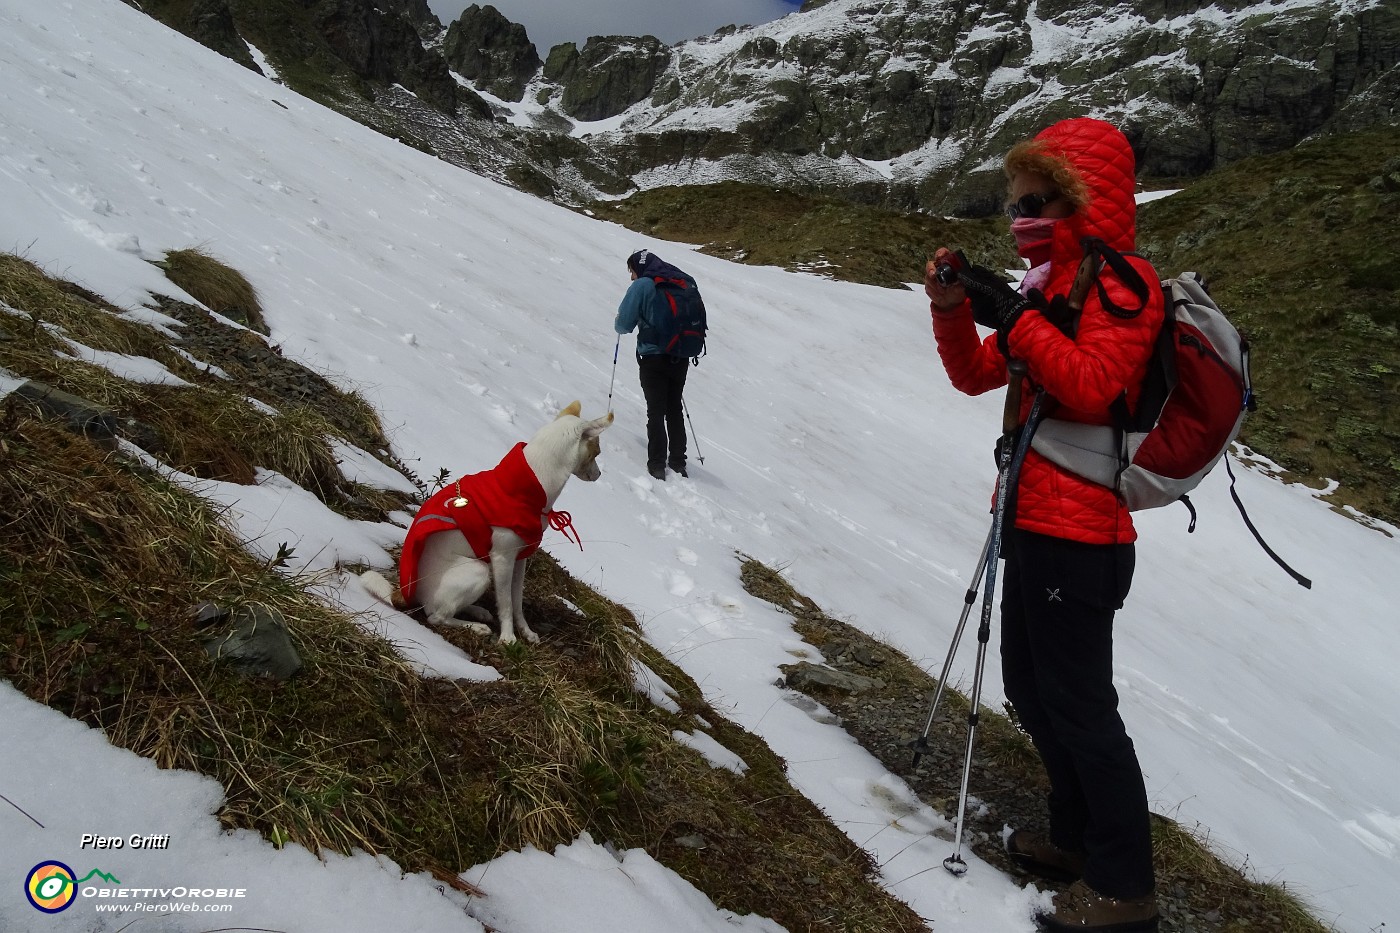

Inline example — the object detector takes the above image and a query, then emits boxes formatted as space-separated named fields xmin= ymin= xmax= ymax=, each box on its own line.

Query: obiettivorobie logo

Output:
xmin=24 ymin=861 xmax=121 ymax=913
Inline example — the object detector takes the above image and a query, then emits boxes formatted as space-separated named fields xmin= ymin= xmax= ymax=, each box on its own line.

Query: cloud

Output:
xmin=427 ymin=0 xmax=802 ymax=57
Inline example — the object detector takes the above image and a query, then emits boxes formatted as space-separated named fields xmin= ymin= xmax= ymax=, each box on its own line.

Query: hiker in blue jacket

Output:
xmin=615 ymin=249 xmax=696 ymax=481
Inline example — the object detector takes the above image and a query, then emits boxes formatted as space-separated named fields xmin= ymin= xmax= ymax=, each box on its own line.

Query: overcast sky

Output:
xmin=427 ymin=0 xmax=803 ymax=57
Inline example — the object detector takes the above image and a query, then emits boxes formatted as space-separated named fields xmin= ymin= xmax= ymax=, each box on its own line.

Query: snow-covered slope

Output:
xmin=1 ymin=1 xmax=1397 ymax=931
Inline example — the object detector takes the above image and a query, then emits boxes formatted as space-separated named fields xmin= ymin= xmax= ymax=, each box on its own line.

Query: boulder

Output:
xmin=204 ymin=605 xmax=303 ymax=681
xmin=780 ymin=661 xmax=885 ymax=695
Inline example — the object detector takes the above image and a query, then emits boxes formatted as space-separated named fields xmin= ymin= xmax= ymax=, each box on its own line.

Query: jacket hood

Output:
xmin=1033 ymin=117 xmax=1138 ymax=253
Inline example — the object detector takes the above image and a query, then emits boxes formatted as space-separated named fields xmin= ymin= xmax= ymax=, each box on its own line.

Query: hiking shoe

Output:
xmin=648 ymin=465 xmax=666 ymax=481
xmin=670 ymin=463 xmax=688 ymax=477
xmin=1035 ymin=880 xmax=1159 ymax=932
xmin=1007 ymin=830 xmax=1085 ymax=882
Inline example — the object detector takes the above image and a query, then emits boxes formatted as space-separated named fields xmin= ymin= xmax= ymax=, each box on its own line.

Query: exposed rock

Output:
xmin=780 ymin=661 xmax=885 ymax=694
xmin=129 ymin=0 xmax=1398 ymax=213
xmin=311 ymin=0 xmax=459 ymax=114
xmin=442 ymin=4 xmax=541 ymax=103
xmin=130 ymin=0 xmax=259 ymax=71
xmin=191 ymin=602 xmax=233 ymax=629
xmin=141 ymin=0 xmax=458 ymax=110
xmin=204 ymin=605 xmax=303 ymax=681
xmin=565 ymin=0 xmax=1397 ymax=213
xmin=182 ymin=0 xmax=260 ymax=72
xmin=398 ymin=0 xmax=442 ymax=40
xmin=555 ymin=35 xmax=672 ymax=122
xmin=3 ymin=379 xmax=158 ymax=451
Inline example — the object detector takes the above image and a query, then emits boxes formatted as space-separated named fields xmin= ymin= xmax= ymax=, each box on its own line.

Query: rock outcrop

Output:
xmin=442 ymin=4 xmax=541 ymax=103
xmin=131 ymin=0 xmax=1399 ymax=213
xmin=545 ymin=36 xmax=673 ymax=122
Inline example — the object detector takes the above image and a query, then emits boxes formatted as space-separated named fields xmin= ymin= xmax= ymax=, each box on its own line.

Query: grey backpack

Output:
xmin=1029 ymin=239 xmax=1309 ymax=587
xmin=1032 ymin=271 xmax=1252 ymax=511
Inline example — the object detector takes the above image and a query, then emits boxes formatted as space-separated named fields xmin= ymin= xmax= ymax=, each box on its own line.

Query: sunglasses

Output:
xmin=1006 ymin=191 xmax=1062 ymax=220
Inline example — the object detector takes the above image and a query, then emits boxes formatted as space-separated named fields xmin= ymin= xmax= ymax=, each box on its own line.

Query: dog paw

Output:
xmin=519 ymin=627 xmax=540 ymax=645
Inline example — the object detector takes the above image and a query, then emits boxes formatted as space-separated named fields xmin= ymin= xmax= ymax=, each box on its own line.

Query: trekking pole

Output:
xmin=907 ymin=520 xmax=996 ymax=769
xmin=944 ymin=359 xmax=1045 ymax=877
xmin=682 ymin=399 xmax=705 ymax=465
xmin=606 ymin=336 xmax=620 ymax=415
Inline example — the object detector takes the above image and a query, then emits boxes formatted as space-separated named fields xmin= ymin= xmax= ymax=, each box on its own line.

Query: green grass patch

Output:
xmin=1138 ymin=126 xmax=1400 ymax=526
xmin=591 ymin=181 xmax=1022 ymax=289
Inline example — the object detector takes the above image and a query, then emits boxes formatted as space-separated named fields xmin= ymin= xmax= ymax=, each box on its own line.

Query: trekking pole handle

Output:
xmin=1002 ymin=359 xmax=1029 ymax=436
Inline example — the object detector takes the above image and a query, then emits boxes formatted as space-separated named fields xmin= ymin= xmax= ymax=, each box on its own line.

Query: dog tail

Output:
xmin=359 ymin=570 xmax=405 ymax=609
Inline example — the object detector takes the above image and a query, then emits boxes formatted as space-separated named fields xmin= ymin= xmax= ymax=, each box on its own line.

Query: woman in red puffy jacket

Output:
xmin=924 ymin=117 xmax=1164 ymax=932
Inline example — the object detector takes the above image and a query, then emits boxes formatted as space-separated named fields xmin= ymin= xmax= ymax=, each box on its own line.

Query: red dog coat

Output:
xmin=398 ymin=442 xmax=579 ymax=605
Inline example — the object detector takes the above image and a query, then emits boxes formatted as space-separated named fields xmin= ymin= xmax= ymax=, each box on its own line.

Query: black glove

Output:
xmin=958 ymin=264 xmax=1031 ymax=334
xmin=1039 ymin=291 xmax=1078 ymax=337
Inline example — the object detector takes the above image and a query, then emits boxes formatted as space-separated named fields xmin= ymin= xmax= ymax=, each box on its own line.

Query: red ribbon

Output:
xmin=547 ymin=510 xmax=583 ymax=551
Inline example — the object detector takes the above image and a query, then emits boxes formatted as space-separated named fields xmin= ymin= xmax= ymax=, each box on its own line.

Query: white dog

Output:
xmin=362 ymin=401 xmax=612 ymax=643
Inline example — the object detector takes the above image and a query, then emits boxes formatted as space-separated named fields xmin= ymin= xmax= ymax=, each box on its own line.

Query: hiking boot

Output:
xmin=1035 ymin=880 xmax=1159 ymax=932
xmin=669 ymin=462 xmax=688 ymax=478
xmin=1007 ymin=830 xmax=1085 ymax=882
xmin=648 ymin=465 xmax=666 ymax=481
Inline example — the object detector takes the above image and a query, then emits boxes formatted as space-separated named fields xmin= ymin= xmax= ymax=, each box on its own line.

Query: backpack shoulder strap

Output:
xmin=1078 ymin=237 xmax=1151 ymax=319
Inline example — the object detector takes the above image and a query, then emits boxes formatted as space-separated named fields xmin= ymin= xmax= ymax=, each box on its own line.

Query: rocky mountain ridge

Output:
xmin=131 ymin=0 xmax=1398 ymax=212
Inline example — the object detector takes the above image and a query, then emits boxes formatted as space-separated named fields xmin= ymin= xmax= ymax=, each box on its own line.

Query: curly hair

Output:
xmin=1003 ymin=139 xmax=1091 ymax=211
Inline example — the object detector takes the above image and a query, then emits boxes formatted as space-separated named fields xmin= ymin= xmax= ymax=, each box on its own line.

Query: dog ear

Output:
xmin=556 ymin=400 xmax=582 ymax=419
xmin=581 ymin=411 xmax=614 ymax=438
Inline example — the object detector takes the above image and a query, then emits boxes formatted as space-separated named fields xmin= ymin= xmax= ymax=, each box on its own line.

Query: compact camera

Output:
xmin=933 ymin=249 xmax=967 ymax=286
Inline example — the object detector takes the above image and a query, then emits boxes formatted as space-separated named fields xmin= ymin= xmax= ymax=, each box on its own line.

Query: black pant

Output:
xmin=1000 ymin=528 xmax=1154 ymax=900
xmin=638 ymin=354 xmax=689 ymax=471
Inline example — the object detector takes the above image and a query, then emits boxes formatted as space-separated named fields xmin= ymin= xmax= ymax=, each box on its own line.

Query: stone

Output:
xmin=191 ymin=602 xmax=232 ymax=629
xmin=204 ymin=606 xmax=303 ymax=681
xmin=780 ymin=661 xmax=885 ymax=694
xmin=9 ymin=380 xmax=122 ymax=449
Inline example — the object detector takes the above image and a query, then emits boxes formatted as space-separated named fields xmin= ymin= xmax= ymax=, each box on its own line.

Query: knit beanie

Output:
xmin=626 ymin=249 xmax=651 ymax=276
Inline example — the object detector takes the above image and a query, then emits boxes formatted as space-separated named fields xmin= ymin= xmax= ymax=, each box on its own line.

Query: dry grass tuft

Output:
xmin=157 ymin=246 xmax=266 ymax=334
xmin=1 ymin=254 xmax=389 ymax=515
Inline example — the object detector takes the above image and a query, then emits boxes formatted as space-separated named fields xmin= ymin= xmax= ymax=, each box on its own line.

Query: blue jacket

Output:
xmin=614 ymin=276 xmax=662 ymax=355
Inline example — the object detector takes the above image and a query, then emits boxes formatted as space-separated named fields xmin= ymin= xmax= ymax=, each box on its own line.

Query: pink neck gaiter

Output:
xmin=1011 ymin=216 xmax=1058 ymax=266
xmin=1012 ymin=216 xmax=1059 ymax=296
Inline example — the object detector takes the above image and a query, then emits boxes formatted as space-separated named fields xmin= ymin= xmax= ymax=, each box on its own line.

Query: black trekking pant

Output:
xmin=1000 ymin=527 xmax=1154 ymax=900
xmin=638 ymin=354 xmax=689 ymax=471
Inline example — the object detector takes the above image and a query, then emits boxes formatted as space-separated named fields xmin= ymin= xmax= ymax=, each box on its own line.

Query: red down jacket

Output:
xmin=932 ymin=118 xmax=1165 ymax=545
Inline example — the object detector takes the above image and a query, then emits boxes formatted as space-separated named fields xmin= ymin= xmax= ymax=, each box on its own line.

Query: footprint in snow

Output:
xmin=667 ymin=570 xmax=694 ymax=598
